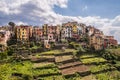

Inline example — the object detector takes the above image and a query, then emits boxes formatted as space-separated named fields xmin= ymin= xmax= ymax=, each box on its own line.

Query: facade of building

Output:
xmin=16 ymin=25 xmax=32 ymax=41
xmin=32 ymin=27 xmax=43 ymax=41
xmin=43 ymin=24 xmax=48 ymax=36
xmin=62 ymin=22 xmax=78 ymax=38
xmin=89 ymin=28 xmax=104 ymax=50
xmin=0 ymin=30 xmax=11 ymax=46
xmin=62 ymin=23 xmax=72 ymax=38
xmin=0 ymin=21 xmax=118 ymax=51
xmin=104 ymin=36 xmax=118 ymax=48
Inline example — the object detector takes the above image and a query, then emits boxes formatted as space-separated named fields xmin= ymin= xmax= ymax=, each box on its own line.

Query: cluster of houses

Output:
xmin=0 ymin=21 xmax=118 ymax=51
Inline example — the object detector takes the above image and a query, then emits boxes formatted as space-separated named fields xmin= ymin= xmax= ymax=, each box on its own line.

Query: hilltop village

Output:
xmin=0 ymin=21 xmax=118 ymax=52
xmin=0 ymin=22 xmax=120 ymax=80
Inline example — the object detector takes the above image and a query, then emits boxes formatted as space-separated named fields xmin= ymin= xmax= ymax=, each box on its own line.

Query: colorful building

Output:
xmin=32 ymin=26 xmax=43 ymax=41
xmin=0 ymin=30 xmax=11 ymax=46
xmin=104 ymin=36 xmax=118 ymax=48
xmin=89 ymin=28 xmax=104 ymax=50
xmin=16 ymin=25 xmax=32 ymax=41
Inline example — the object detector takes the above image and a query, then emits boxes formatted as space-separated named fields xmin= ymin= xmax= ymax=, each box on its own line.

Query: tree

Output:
xmin=8 ymin=22 xmax=15 ymax=31
xmin=8 ymin=22 xmax=15 ymax=27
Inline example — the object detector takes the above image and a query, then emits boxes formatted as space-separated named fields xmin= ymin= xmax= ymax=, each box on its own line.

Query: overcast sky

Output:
xmin=0 ymin=0 xmax=120 ymax=43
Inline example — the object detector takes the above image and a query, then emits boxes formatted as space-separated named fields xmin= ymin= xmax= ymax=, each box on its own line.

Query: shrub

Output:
xmin=100 ymin=50 xmax=118 ymax=60
xmin=0 ymin=51 xmax=8 ymax=60
xmin=7 ymin=47 xmax=14 ymax=56
xmin=30 ymin=42 xmax=35 ymax=48
xmin=22 ymin=74 xmax=33 ymax=80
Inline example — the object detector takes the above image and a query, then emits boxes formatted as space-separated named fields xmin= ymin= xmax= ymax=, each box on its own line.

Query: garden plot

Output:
xmin=94 ymin=70 xmax=120 ymax=80
xmin=38 ymin=75 xmax=65 ymax=80
xmin=81 ymin=57 xmax=107 ymax=65
xmin=40 ymin=49 xmax=77 ymax=55
xmin=80 ymin=75 xmax=96 ymax=80
xmin=31 ymin=56 xmax=55 ymax=63
xmin=55 ymin=55 xmax=74 ymax=63
xmin=80 ymin=54 xmax=120 ymax=80
xmin=0 ymin=61 xmax=33 ymax=80
xmin=80 ymin=54 xmax=107 ymax=65
xmin=33 ymin=68 xmax=60 ymax=76
xmin=58 ymin=61 xmax=82 ymax=69
xmin=30 ymin=54 xmax=55 ymax=59
xmin=33 ymin=63 xmax=61 ymax=79
xmin=90 ymin=64 xmax=117 ymax=74
xmin=80 ymin=54 xmax=99 ymax=59
xmin=61 ymin=65 xmax=90 ymax=76
xmin=33 ymin=62 xmax=55 ymax=68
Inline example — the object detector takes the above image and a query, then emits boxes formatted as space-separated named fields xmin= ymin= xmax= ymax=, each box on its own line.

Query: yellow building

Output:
xmin=89 ymin=34 xmax=104 ymax=50
xmin=43 ymin=24 xmax=48 ymax=36
xmin=72 ymin=24 xmax=77 ymax=33
xmin=16 ymin=25 xmax=32 ymax=41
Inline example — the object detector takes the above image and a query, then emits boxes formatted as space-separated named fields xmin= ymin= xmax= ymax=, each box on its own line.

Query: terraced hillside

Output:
xmin=0 ymin=49 xmax=120 ymax=80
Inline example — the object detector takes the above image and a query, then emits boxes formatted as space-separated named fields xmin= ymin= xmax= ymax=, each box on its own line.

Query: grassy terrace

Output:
xmin=90 ymin=64 xmax=116 ymax=73
xmin=33 ymin=64 xmax=60 ymax=76
xmin=0 ymin=61 xmax=33 ymax=80
xmin=55 ymin=55 xmax=73 ymax=63
xmin=33 ymin=62 xmax=54 ymax=68
xmin=81 ymin=57 xmax=107 ymax=64
xmin=40 ymin=49 xmax=78 ymax=55
xmin=79 ymin=54 xmax=120 ymax=80
xmin=38 ymin=75 xmax=65 ymax=80
xmin=107 ymin=48 xmax=120 ymax=57
xmin=0 ymin=61 xmax=63 ymax=80
xmin=80 ymin=54 xmax=107 ymax=65
xmin=0 ymin=48 xmax=120 ymax=80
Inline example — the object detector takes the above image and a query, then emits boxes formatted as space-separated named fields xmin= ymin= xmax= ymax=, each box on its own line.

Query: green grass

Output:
xmin=0 ymin=51 xmax=120 ymax=80
xmin=40 ymin=49 xmax=77 ymax=55
xmin=95 ymin=70 xmax=120 ymax=80
xmin=32 ymin=62 xmax=54 ymax=68
xmin=0 ymin=61 xmax=33 ymax=80
xmin=38 ymin=75 xmax=65 ymax=80
xmin=34 ymin=63 xmax=56 ymax=68
xmin=80 ymin=53 xmax=120 ymax=80
xmin=90 ymin=64 xmax=116 ymax=73
xmin=33 ymin=68 xmax=60 ymax=76
xmin=107 ymin=48 xmax=120 ymax=56
xmin=95 ymin=72 xmax=112 ymax=80
xmin=81 ymin=57 xmax=107 ymax=64
xmin=0 ymin=64 xmax=12 ymax=80
xmin=80 ymin=54 xmax=98 ymax=59
xmin=12 ymin=61 xmax=33 ymax=75
xmin=114 ymin=60 xmax=120 ymax=67
xmin=33 ymin=63 xmax=60 ymax=78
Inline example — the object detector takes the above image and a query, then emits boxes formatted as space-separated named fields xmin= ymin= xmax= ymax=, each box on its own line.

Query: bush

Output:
xmin=0 ymin=51 xmax=8 ymax=60
xmin=100 ymin=50 xmax=118 ymax=60
xmin=30 ymin=42 xmax=35 ymax=48
xmin=22 ymin=74 xmax=33 ymax=80
xmin=7 ymin=47 xmax=14 ymax=56
xmin=69 ymin=42 xmax=75 ymax=48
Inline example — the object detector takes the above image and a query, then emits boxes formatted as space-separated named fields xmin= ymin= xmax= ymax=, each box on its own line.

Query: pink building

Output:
xmin=104 ymin=36 xmax=118 ymax=48
xmin=32 ymin=27 xmax=43 ymax=41
xmin=0 ymin=30 xmax=11 ymax=46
